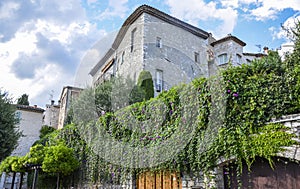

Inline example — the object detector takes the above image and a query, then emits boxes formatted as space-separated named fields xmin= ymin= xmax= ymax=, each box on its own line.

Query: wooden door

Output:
xmin=137 ymin=171 xmax=181 ymax=189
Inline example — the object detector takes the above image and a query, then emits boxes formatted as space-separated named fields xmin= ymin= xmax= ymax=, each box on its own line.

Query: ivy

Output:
xmin=60 ymin=49 xmax=300 ymax=187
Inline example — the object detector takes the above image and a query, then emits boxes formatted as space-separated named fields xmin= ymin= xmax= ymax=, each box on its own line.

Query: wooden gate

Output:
xmin=137 ymin=171 xmax=182 ymax=189
xmin=224 ymin=157 xmax=300 ymax=189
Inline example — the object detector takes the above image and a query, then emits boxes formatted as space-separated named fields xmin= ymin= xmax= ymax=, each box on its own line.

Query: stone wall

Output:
xmin=92 ymin=14 xmax=145 ymax=85
xmin=91 ymin=12 xmax=210 ymax=96
xmin=212 ymin=39 xmax=244 ymax=66
xmin=11 ymin=109 xmax=44 ymax=156
xmin=143 ymin=13 xmax=208 ymax=95
xmin=43 ymin=102 xmax=60 ymax=129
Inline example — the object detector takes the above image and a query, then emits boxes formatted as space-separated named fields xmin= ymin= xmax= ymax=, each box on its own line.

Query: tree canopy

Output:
xmin=137 ymin=70 xmax=154 ymax=101
xmin=0 ymin=91 xmax=21 ymax=161
xmin=17 ymin=94 xmax=29 ymax=105
xmin=42 ymin=144 xmax=79 ymax=175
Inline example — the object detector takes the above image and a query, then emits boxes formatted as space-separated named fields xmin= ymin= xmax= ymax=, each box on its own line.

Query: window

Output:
xmin=131 ymin=28 xmax=136 ymax=52
xmin=218 ymin=53 xmax=228 ymax=65
xmin=191 ymin=65 xmax=195 ymax=75
xmin=236 ymin=54 xmax=242 ymax=64
xmin=15 ymin=111 xmax=22 ymax=120
xmin=156 ymin=70 xmax=163 ymax=92
xmin=194 ymin=52 xmax=200 ymax=63
xmin=156 ymin=37 xmax=162 ymax=48
xmin=121 ymin=51 xmax=125 ymax=64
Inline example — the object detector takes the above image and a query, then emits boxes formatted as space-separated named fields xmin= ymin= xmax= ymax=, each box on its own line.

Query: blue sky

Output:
xmin=0 ymin=0 xmax=299 ymax=107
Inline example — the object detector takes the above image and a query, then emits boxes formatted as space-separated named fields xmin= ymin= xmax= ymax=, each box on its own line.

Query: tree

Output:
xmin=283 ymin=20 xmax=300 ymax=112
xmin=95 ymin=79 xmax=113 ymax=114
xmin=137 ymin=70 xmax=154 ymax=101
xmin=0 ymin=91 xmax=21 ymax=161
xmin=129 ymin=85 xmax=145 ymax=104
xmin=17 ymin=94 xmax=29 ymax=105
xmin=42 ymin=144 xmax=79 ymax=189
xmin=0 ymin=156 xmax=27 ymax=189
xmin=39 ymin=125 xmax=56 ymax=139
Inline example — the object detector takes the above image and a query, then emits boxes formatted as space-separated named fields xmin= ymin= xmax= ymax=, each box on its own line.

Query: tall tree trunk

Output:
xmin=10 ymin=172 xmax=16 ymax=189
xmin=56 ymin=172 xmax=60 ymax=189
xmin=19 ymin=172 xmax=24 ymax=189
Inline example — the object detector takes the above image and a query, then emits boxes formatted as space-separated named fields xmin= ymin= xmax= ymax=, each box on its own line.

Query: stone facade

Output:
xmin=1 ymin=105 xmax=44 ymax=189
xmin=143 ymin=13 xmax=208 ymax=93
xmin=208 ymin=34 xmax=266 ymax=76
xmin=57 ymin=86 xmax=82 ymax=129
xmin=90 ymin=5 xmax=264 ymax=96
xmin=43 ymin=100 xmax=60 ymax=129
xmin=90 ymin=5 xmax=210 ymax=96
xmin=11 ymin=105 xmax=44 ymax=157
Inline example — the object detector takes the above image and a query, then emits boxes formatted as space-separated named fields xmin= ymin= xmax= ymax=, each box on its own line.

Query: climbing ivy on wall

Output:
xmin=57 ymin=49 xmax=300 ymax=187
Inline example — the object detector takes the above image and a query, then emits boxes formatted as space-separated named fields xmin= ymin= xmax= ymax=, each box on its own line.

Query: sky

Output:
xmin=0 ymin=0 xmax=299 ymax=108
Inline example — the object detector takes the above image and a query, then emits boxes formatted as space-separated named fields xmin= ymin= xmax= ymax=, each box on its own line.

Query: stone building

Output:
xmin=11 ymin=104 xmax=44 ymax=156
xmin=43 ymin=100 xmax=60 ymax=129
xmin=87 ymin=5 xmax=279 ymax=189
xmin=90 ymin=5 xmax=264 ymax=94
xmin=1 ymin=105 xmax=44 ymax=189
xmin=57 ymin=86 xmax=82 ymax=129
xmin=90 ymin=5 xmax=210 ymax=95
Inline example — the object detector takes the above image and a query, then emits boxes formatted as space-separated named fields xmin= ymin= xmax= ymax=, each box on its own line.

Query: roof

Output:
xmin=243 ymin=52 xmax=266 ymax=57
xmin=89 ymin=4 xmax=210 ymax=76
xmin=59 ymin=86 xmax=83 ymax=102
xmin=15 ymin=104 xmax=45 ymax=113
xmin=210 ymin=34 xmax=246 ymax=47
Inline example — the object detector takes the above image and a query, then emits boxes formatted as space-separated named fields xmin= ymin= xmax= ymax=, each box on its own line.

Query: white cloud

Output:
xmin=0 ymin=0 xmax=105 ymax=107
xmin=221 ymin=0 xmax=239 ymax=8
xmin=98 ymin=0 xmax=129 ymax=20
xmin=247 ymin=0 xmax=300 ymax=21
xmin=165 ymin=0 xmax=238 ymax=37
xmin=270 ymin=13 xmax=300 ymax=40
xmin=0 ymin=2 xmax=20 ymax=19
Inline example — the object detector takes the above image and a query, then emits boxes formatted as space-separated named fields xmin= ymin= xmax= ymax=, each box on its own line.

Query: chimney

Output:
xmin=51 ymin=100 xmax=55 ymax=105
xmin=263 ymin=46 xmax=269 ymax=55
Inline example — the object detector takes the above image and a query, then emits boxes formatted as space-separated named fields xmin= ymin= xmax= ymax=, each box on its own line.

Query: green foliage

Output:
xmin=93 ymin=76 xmax=137 ymax=115
xmin=17 ymin=94 xmax=29 ymax=105
xmin=74 ymin=48 xmax=299 ymax=184
xmin=0 ymin=156 xmax=18 ymax=172
xmin=0 ymin=156 xmax=27 ymax=173
xmin=42 ymin=144 xmax=79 ymax=175
xmin=26 ymin=144 xmax=46 ymax=165
xmin=43 ymin=22 xmax=300 ymax=186
xmin=39 ymin=125 xmax=56 ymax=139
xmin=284 ymin=20 xmax=300 ymax=111
xmin=95 ymin=79 xmax=113 ymax=113
xmin=0 ymin=90 xmax=21 ymax=161
xmin=137 ymin=70 xmax=154 ymax=101
xmin=129 ymin=85 xmax=145 ymax=104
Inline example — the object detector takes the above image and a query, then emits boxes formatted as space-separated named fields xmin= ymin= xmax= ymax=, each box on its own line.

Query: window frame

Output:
xmin=155 ymin=69 xmax=163 ymax=92
xmin=194 ymin=52 xmax=200 ymax=63
xmin=236 ymin=54 xmax=242 ymax=64
xmin=131 ymin=28 xmax=137 ymax=52
xmin=217 ymin=53 xmax=228 ymax=65
xmin=121 ymin=51 xmax=125 ymax=64
xmin=156 ymin=37 xmax=162 ymax=48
